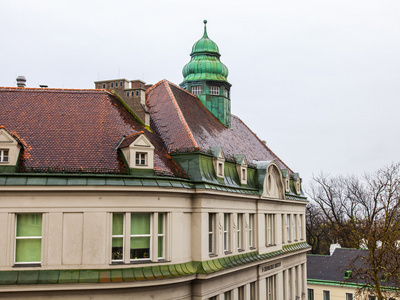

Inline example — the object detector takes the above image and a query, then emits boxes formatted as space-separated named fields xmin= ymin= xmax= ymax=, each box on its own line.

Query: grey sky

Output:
xmin=1 ymin=0 xmax=400 ymax=184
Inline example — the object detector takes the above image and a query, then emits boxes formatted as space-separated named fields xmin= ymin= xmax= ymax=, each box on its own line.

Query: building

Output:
xmin=0 ymin=21 xmax=309 ymax=299
xmin=307 ymin=247 xmax=398 ymax=300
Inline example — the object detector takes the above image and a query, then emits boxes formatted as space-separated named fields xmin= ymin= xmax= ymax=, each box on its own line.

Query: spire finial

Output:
xmin=203 ymin=20 xmax=208 ymax=38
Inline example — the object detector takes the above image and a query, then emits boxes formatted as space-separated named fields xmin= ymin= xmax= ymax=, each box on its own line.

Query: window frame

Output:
xmin=345 ymin=293 xmax=353 ymax=300
xmin=287 ymin=215 xmax=291 ymax=242
xmin=135 ymin=152 xmax=147 ymax=166
xmin=224 ymin=214 xmax=230 ymax=253
xmin=266 ymin=214 xmax=275 ymax=246
xmin=237 ymin=213 xmax=243 ymax=251
xmin=308 ymin=289 xmax=314 ymax=300
xmin=102 ymin=83 xmax=106 ymax=89
xmin=192 ymin=86 xmax=203 ymax=95
xmin=0 ymin=149 xmax=9 ymax=163
xmin=14 ymin=213 xmax=42 ymax=265
xmin=111 ymin=212 xmax=166 ymax=263
xmin=323 ymin=290 xmax=331 ymax=300
xmin=209 ymin=213 xmax=216 ymax=255
xmin=209 ymin=86 xmax=220 ymax=95
xmin=249 ymin=213 xmax=255 ymax=249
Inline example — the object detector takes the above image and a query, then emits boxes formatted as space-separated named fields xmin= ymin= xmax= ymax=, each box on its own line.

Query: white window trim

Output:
xmin=111 ymin=212 xmax=167 ymax=263
xmin=192 ymin=86 xmax=202 ymax=95
xmin=209 ymin=213 xmax=216 ymax=255
xmin=209 ymin=86 xmax=220 ymax=95
xmin=224 ymin=214 xmax=230 ymax=253
xmin=249 ymin=214 xmax=255 ymax=249
xmin=237 ymin=213 xmax=243 ymax=251
xmin=0 ymin=149 xmax=9 ymax=163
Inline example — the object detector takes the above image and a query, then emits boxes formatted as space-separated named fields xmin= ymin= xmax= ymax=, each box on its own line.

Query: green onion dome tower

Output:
xmin=180 ymin=20 xmax=232 ymax=128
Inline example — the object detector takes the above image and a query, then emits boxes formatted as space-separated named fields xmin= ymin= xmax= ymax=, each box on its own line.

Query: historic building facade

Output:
xmin=0 ymin=21 xmax=309 ymax=299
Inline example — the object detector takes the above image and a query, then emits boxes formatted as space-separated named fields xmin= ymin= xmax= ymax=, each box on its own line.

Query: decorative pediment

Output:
xmin=119 ymin=133 xmax=155 ymax=170
xmin=254 ymin=161 xmax=285 ymax=199
xmin=0 ymin=127 xmax=22 ymax=170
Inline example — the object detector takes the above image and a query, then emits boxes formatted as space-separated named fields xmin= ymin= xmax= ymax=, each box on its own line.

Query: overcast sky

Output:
xmin=1 ymin=0 xmax=400 ymax=184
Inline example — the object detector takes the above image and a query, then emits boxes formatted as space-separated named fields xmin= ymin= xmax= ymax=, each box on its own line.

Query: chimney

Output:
xmin=16 ymin=76 xmax=26 ymax=87
xmin=330 ymin=243 xmax=341 ymax=255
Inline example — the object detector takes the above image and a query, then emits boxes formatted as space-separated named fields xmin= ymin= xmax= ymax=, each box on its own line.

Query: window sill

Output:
xmin=209 ymin=253 xmax=218 ymax=258
xmin=13 ymin=263 xmax=41 ymax=268
xmin=224 ymin=251 xmax=232 ymax=255
xmin=249 ymin=246 xmax=256 ymax=250
xmin=266 ymin=244 xmax=277 ymax=247
xmin=238 ymin=249 xmax=245 ymax=253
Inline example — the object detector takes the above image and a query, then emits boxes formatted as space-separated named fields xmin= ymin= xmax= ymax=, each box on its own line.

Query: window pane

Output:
xmin=158 ymin=236 xmax=164 ymax=258
xmin=131 ymin=213 xmax=150 ymax=234
xmin=15 ymin=239 xmax=41 ymax=262
xmin=112 ymin=213 xmax=124 ymax=235
xmin=130 ymin=237 xmax=150 ymax=259
xmin=112 ymin=237 xmax=123 ymax=260
xmin=17 ymin=214 xmax=42 ymax=237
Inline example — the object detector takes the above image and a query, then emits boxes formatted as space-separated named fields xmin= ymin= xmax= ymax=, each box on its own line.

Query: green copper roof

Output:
xmin=182 ymin=20 xmax=229 ymax=83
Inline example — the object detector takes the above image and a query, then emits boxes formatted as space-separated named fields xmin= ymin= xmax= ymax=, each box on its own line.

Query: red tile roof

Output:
xmin=0 ymin=87 xmax=186 ymax=177
xmin=147 ymin=80 xmax=293 ymax=172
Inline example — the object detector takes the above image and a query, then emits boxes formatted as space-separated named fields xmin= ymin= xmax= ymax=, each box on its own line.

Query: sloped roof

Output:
xmin=147 ymin=80 xmax=292 ymax=171
xmin=0 ymin=87 xmax=185 ymax=177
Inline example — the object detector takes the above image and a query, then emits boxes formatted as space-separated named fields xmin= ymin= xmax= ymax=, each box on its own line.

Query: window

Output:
xmin=209 ymin=86 xmax=220 ymax=95
xmin=249 ymin=214 xmax=255 ymax=248
xmin=323 ymin=290 xmax=330 ymax=300
xmin=111 ymin=82 xmax=114 ymax=88
xmin=242 ymin=168 xmax=246 ymax=181
xmin=126 ymin=91 xmax=129 ymax=97
xmin=135 ymin=152 xmax=147 ymax=166
xmin=192 ymin=86 xmax=202 ymax=95
xmin=224 ymin=88 xmax=229 ymax=98
xmin=136 ymin=90 xmax=139 ymax=96
xmin=346 ymin=293 xmax=353 ymax=300
xmin=237 ymin=214 xmax=243 ymax=250
xmin=208 ymin=213 xmax=216 ymax=254
xmin=238 ymin=285 xmax=245 ymax=300
xmin=293 ymin=214 xmax=297 ymax=241
xmin=344 ymin=270 xmax=352 ymax=279
xmin=266 ymin=214 xmax=275 ymax=246
xmin=102 ymin=83 xmax=106 ymax=89
xmin=131 ymin=91 xmax=134 ymax=96
xmin=218 ymin=162 xmax=224 ymax=177
xmin=119 ymin=81 xmax=123 ymax=87
xmin=111 ymin=212 xmax=165 ymax=262
xmin=0 ymin=149 xmax=9 ymax=163
xmin=111 ymin=213 xmax=124 ymax=262
xmin=308 ymin=289 xmax=314 ymax=300
xmin=209 ymin=297 xmax=217 ymax=300
xmin=15 ymin=214 xmax=42 ymax=264
xmin=266 ymin=275 xmax=276 ymax=300
xmin=368 ymin=296 xmax=377 ymax=300
xmin=287 ymin=215 xmax=291 ymax=242
xmin=115 ymin=82 xmax=118 ymax=87
xmin=224 ymin=214 xmax=230 ymax=252
xmin=224 ymin=291 xmax=231 ymax=300
xmin=299 ymin=214 xmax=303 ymax=240
xmin=250 ymin=281 xmax=256 ymax=300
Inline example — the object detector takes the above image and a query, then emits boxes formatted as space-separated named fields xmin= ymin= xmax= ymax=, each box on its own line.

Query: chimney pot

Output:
xmin=16 ymin=76 xmax=26 ymax=87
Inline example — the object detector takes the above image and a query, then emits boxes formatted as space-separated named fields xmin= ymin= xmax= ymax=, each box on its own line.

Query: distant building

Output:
xmin=0 ymin=21 xmax=309 ymax=299
xmin=307 ymin=247 xmax=398 ymax=300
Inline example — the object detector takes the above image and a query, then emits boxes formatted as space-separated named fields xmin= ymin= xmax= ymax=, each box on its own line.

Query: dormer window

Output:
xmin=241 ymin=168 xmax=246 ymax=181
xmin=285 ymin=179 xmax=290 ymax=192
xmin=0 ymin=149 xmax=9 ymax=163
xmin=119 ymin=133 xmax=155 ymax=171
xmin=296 ymin=181 xmax=301 ymax=194
xmin=234 ymin=154 xmax=247 ymax=185
xmin=192 ymin=86 xmax=202 ymax=95
xmin=209 ymin=86 xmax=220 ymax=95
xmin=135 ymin=152 xmax=147 ymax=166
xmin=218 ymin=162 xmax=224 ymax=176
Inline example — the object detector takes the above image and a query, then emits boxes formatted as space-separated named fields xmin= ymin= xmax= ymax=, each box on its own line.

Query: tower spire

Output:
xmin=203 ymin=20 xmax=208 ymax=38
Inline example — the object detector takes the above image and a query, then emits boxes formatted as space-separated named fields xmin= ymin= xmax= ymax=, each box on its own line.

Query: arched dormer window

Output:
xmin=254 ymin=161 xmax=285 ymax=199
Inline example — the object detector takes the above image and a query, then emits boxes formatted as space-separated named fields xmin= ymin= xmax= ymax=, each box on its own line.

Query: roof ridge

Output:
xmin=145 ymin=79 xmax=166 ymax=95
xmin=0 ymin=87 xmax=108 ymax=93
xmin=163 ymin=81 xmax=198 ymax=148
xmin=166 ymin=80 xmax=198 ymax=97
xmin=232 ymin=114 xmax=293 ymax=173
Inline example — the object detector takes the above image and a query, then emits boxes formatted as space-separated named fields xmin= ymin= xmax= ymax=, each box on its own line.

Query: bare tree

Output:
xmin=307 ymin=163 xmax=400 ymax=299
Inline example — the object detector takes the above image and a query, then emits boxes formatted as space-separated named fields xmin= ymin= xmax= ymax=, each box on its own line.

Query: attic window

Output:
xmin=192 ymin=86 xmax=202 ymax=95
xmin=218 ymin=162 xmax=224 ymax=177
xmin=135 ymin=153 xmax=147 ymax=166
xmin=210 ymin=86 xmax=220 ymax=95
xmin=344 ymin=270 xmax=352 ymax=279
xmin=0 ymin=149 xmax=9 ymax=163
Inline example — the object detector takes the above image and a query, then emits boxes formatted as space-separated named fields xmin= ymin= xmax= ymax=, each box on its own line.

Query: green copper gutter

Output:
xmin=0 ymin=242 xmax=309 ymax=286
